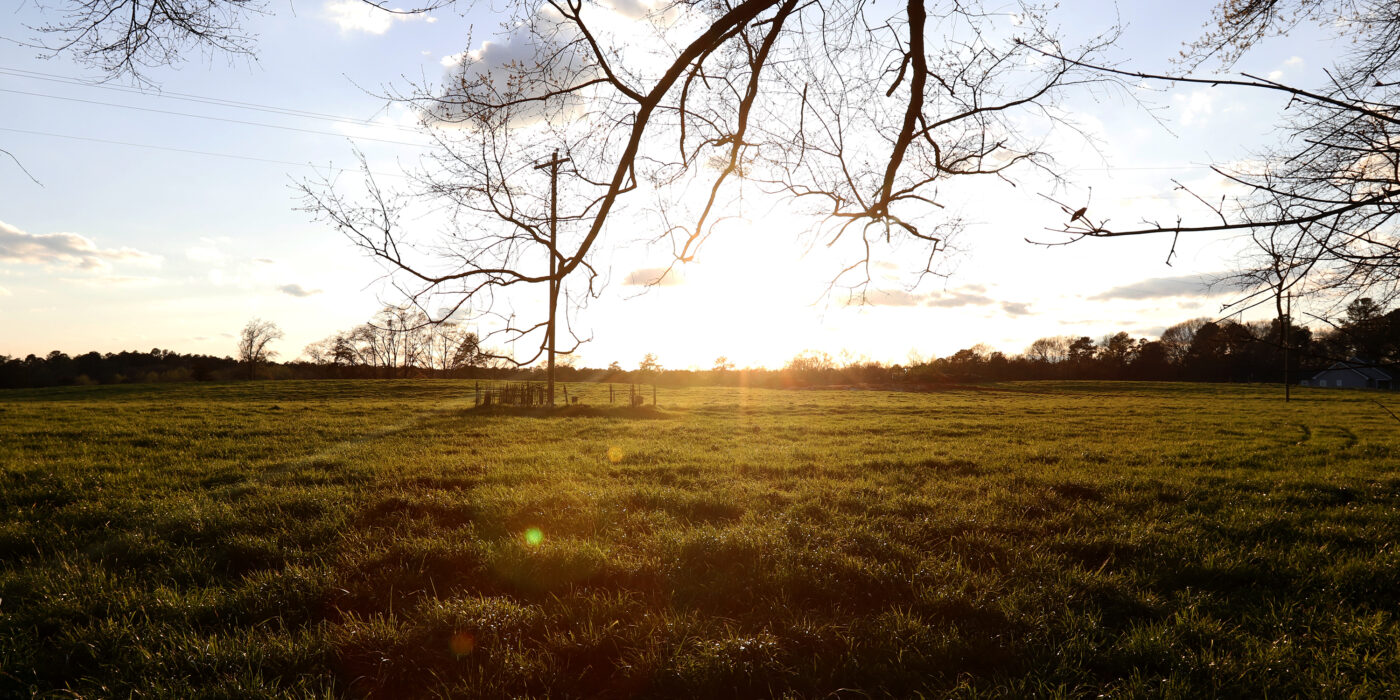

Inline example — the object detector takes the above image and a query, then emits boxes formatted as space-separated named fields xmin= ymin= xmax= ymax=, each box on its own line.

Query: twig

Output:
xmin=1 ymin=148 xmax=42 ymax=186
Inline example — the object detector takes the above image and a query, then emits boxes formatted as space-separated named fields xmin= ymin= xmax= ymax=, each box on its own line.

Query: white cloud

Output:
xmin=277 ymin=283 xmax=323 ymax=297
xmin=854 ymin=288 xmax=929 ymax=306
xmin=0 ymin=220 xmax=159 ymax=270
xmin=1088 ymin=272 xmax=1230 ymax=301
xmin=1172 ymin=89 xmax=1215 ymax=127
xmin=0 ymin=285 xmax=9 ymax=296
xmin=322 ymin=0 xmax=432 ymax=35
xmin=597 ymin=0 xmax=655 ymax=19
xmin=186 ymin=238 xmax=228 ymax=264
xmin=1268 ymin=56 xmax=1304 ymax=82
xmin=59 ymin=275 xmax=163 ymax=288
xmin=926 ymin=290 xmax=997 ymax=308
xmin=430 ymin=2 xmax=663 ymax=128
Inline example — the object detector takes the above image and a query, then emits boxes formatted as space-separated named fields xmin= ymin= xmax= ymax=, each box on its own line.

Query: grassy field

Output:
xmin=1 ymin=380 xmax=1398 ymax=698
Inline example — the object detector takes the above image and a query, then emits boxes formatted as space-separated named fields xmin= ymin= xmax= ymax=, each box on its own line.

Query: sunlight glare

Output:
xmin=449 ymin=631 xmax=476 ymax=656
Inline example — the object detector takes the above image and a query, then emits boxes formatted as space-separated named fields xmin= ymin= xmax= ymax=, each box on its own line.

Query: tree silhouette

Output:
xmin=301 ymin=0 xmax=1117 ymax=387
xmin=1037 ymin=1 xmax=1398 ymax=310
xmin=237 ymin=318 xmax=282 ymax=380
xmin=24 ymin=0 xmax=448 ymax=82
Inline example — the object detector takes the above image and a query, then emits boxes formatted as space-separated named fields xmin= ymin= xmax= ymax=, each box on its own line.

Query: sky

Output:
xmin=0 ymin=0 xmax=1344 ymax=369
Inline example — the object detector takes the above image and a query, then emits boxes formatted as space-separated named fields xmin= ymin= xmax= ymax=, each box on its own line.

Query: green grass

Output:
xmin=2 ymin=380 xmax=1398 ymax=698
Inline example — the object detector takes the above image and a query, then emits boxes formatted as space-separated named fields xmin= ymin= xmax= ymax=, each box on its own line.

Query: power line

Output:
xmin=0 ymin=65 xmax=424 ymax=134
xmin=1076 ymin=165 xmax=1216 ymax=171
xmin=0 ymin=125 xmax=406 ymax=177
xmin=0 ymin=67 xmax=1227 ymax=175
xmin=0 ymin=86 xmax=433 ymax=148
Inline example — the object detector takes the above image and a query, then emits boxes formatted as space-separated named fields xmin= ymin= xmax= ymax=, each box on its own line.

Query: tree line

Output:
xmin=6 ymin=299 xmax=1399 ymax=390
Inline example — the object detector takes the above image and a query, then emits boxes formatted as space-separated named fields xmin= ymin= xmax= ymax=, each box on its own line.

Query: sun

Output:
xmin=591 ymin=208 xmax=916 ymax=370
xmin=673 ymin=215 xmax=845 ymax=367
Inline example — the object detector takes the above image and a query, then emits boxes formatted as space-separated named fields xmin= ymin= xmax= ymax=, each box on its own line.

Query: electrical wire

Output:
xmin=0 ymin=65 xmax=423 ymax=134
xmin=0 ymin=125 xmax=406 ymax=177
xmin=0 ymin=87 xmax=433 ymax=148
xmin=0 ymin=66 xmax=1222 ymax=173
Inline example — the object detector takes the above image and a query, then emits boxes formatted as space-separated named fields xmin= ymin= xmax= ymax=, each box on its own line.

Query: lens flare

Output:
xmin=449 ymin=631 xmax=475 ymax=656
xmin=524 ymin=527 xmax=544 ymax=546
xmin=607 ymin=446 xmax=624 ymax=463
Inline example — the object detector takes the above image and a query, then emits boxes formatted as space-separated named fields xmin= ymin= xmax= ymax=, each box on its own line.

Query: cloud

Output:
xmin=60 ymin=275 xmax=161 ymax=288
xmin=622 ymin=267 xmax=682 ymax=287
xmin=0 ymin=285 xmax=9 ymax=296
xmin=434 ymin=33 xmax=587 ymax=126
xmin=430 ymin=2 xmax=658 ymax=129
xmin=186 ymin=238 xmax=227 ymax=264
xmin=1088 ymin=273 xmax=1229 ymax=301
xmin=253 ymin=257 xmax=276 ymax=264
xmin=0 ymin=220 xmax=158 ymax=270
xmin=277 ymin=283 xmax=323 ymax=297
xmin=853 ymin=288 xmax=1028 ymax=314
xmin=1268 ymin=56 xmax=1303 ymax=82
xmin=1001 ymin=301 xmax=1032 ymax=316
xmin=860 ymin=289 xmax=928 ymax=306
xmin=441 ymin=31 xmax=596 ymax=111
xmin=323 ymin=0 xmax=432 ymax=34
xmin=1172 ymin=89 xmax=1216 ymax=127
xmin=597 ymin=0 xmax=657 ymax=20
xmin=926 ymin=291 xmax=997 ymax=308
xmin=1058 ymin=318 xmax=1140 ymax=327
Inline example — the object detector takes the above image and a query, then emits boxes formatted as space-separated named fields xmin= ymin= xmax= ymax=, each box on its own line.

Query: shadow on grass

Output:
xmin=464 ymin=404 xmax=675 ymax=420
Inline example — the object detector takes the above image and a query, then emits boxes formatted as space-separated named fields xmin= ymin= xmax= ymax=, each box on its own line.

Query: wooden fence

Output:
xmin=473 ymin=381 xmax=656 ymax=407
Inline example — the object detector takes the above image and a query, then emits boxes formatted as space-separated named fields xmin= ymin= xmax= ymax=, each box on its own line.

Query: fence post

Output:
xmin=610 ymin=384 xmax=614 ymax=404
xmin=474 ymin=381 xmax=479 ymax=407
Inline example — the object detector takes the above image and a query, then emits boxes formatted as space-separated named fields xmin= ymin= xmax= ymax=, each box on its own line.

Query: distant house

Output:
xmin=1302 ymin=358 xmax=1394 ymax=389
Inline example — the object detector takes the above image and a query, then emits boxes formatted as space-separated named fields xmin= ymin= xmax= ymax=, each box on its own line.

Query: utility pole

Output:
xmin=1284 ymin=290 xmax=1291 ymax=403
xmin=534 ymin=150 xmax=569 ymax=407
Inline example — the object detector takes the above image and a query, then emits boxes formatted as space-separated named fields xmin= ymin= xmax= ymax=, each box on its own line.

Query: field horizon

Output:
xmin=3 ymin=380 xmax=1397 ymax=697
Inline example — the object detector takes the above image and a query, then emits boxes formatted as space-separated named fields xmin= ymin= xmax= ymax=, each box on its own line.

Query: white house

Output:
xmin=1302 ymin=358 xmax=1394 ymax=389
